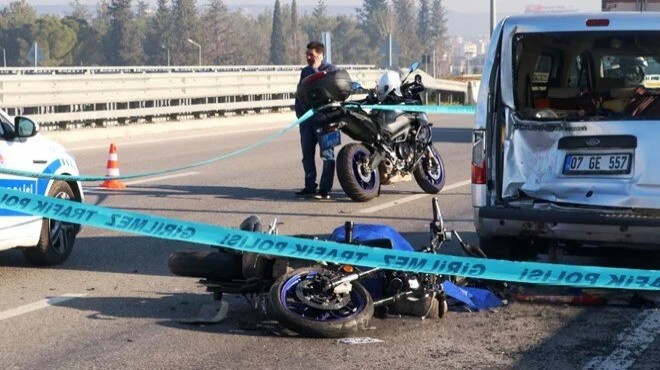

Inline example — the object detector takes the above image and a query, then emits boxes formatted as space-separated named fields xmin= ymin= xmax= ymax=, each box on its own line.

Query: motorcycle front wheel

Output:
xmin=268 ymin=267 xmax=374 ymax=338
xmin=413 ymin=145 xmax=445 ymax=194
xmin=336 ymin=143 xmax=380 ymax=202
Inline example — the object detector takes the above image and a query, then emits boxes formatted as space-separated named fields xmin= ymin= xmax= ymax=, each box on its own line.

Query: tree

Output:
xmin=171 ymin=0 xmax=199 ymax=65
xmin=200 ymin=0 xmax=230 ymax=65
xmin=392 ymin=0 xmax=421 ymax=66
xmin=329 ymin=15 xmax=372 ymax=65
xmin=0 ymin=1 xmax=38 ymax=66
xmin=144 ymin=0 xmax=171 ymax=65
xmin=430 ymin=0 xmax=448 ymax=76
xmin=355 ymin=0 xmax=392 ymax=64
xmin=133 ymin=0 xmax=150 ymax=64
xmin=418 ymin=0 xmax=431 ymax=51
xmin=92 ymin=0 xmax=111 ymax=48
xmin=290 ymin=0 xmax=300 ymax=64
xmin=63 ymin=16 xmax=102 ymax=66
xmin=306 ymin=0 xmax=333 ymax=43
xmin=34 ymin=16 xmax=78 ymax=66
xmin=69 ymin=0 xmax=91 ymax=20
xmin=104 ymin=0 xmax=142 ymax=65
xmin=0 ymin=0 xmax=36 ymax=28
xmin=270 ymin=0 xmax=286 ymax=65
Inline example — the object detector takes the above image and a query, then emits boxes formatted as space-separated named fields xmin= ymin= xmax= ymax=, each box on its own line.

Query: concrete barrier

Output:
xmin=0 ymin=65 xmax=468 ymax=130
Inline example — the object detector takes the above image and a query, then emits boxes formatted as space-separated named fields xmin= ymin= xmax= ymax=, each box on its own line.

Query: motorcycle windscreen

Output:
xmin=502 ymin=113 xmax=660 ymax=209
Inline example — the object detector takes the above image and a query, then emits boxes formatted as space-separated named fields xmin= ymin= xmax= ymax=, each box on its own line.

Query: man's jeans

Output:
xmin=299 ymin=118 xmax=335 ymax=192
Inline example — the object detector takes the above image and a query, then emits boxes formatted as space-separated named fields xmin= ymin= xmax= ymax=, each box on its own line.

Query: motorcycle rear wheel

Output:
xmin=413 ymin=145 xmax=445 ymax=194
xmin=337 ymin=143 xmax=380 ymax=202
xmin=269 ymin=267 xmax=374 ymax=338
xmin=168 ymin=250 xmax=243 ymax=280
xmin=167 ymin=215 xmax=263 ymax=280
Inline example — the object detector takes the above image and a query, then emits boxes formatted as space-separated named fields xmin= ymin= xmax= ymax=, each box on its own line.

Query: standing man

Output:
xmin=294 ymin=41 xmax=337 ymax=200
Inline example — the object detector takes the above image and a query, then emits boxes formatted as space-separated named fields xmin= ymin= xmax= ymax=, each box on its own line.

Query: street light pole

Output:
xmin=187 ymin=38 xmax=201 ymax=66
xmin=490 ymin=0 xmax=496 ymax=36
xmin=161 ymin=44 xmax=170 ymax=67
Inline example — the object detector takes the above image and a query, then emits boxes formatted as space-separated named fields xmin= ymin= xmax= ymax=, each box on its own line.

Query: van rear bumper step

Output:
xmin=478 ymin=207 xmax=660 ymax=227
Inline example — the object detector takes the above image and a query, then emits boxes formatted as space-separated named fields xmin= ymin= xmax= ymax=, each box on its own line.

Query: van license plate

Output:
xmin=320 ymin=130 xmax=341 ymax=150
xmin=563 ymin=153 xmax=632 ymax=175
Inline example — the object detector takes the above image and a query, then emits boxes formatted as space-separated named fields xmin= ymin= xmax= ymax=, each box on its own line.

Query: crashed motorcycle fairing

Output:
xmin=501 ymin=109 xmax=660 ymax=209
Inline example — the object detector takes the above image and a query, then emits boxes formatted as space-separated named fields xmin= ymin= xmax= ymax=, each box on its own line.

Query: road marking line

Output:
xmin=583 ymin=309 xmax=660 ymax=370
xmin=92 ymin=171 xmax=200 ymax=187
xmin=359 ymin=179 xmax=471 ymax=214
xmin=69 ymin=125 xmax=291 ymax=152
xmin=0 ymin=293 xmax=87 ymax=321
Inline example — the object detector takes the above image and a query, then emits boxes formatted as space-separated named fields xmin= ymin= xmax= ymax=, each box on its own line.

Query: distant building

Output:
xmin=602 ymin=0 xmax=660 ymax=11
xmin=524 ymin=5 xmax=578 ymax=13
xmin=448 ymin=35 xmax=489 ymax=76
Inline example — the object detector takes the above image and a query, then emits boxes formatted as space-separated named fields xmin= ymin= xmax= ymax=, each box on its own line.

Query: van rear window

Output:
xmin=514 ymin=31 xmax=660 ymax=121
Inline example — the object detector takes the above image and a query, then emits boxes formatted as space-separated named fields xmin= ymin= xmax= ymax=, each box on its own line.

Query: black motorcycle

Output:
xmin=297 ymin=62 xmax=445 ymax=202
xmin=168 ymin=198 xmax=484 ymax=338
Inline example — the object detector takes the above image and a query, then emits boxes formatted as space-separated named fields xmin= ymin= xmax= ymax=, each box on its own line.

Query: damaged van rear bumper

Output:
xmin=475 ymin=206 xmax=660 ymax=249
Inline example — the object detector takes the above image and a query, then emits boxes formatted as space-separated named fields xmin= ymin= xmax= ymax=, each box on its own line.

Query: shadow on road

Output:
xmin=86 ymin=183 xmax=443 ymax=206
xmin=431 ymin=127 xmax=472 ymax=144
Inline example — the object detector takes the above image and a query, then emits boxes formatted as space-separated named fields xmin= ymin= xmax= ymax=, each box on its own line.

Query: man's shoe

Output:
xmin=314 ymin=191 xmax=331 ymax=201
xmin=295 ymin=188 xmax=317 ymax=197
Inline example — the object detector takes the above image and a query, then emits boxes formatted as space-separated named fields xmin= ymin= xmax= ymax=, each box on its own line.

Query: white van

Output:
xmin=0 ymin=109 xmax=84 ymax=265
xmin=472 ymin=13 xmax=660 ymax=258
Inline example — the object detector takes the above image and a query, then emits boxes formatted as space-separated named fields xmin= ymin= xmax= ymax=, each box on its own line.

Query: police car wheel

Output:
xmin=23 ymin=181 xmax=79 ymax=266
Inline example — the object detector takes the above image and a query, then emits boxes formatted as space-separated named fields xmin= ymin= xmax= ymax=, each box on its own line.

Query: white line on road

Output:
xmin=583 ymin=309 xmax=660 ymax=370
xmin=359 ymin=179 xmax=471 ymax=214
xmin=69 ymin=125 xmax=290 ymax=152
xmin=0 ymin=293 xmax=87 ymax=321
xmin=90 ymin=171 xmax=201 ymax=189
xmin=122 ymin=171 xmax=201 ymax=186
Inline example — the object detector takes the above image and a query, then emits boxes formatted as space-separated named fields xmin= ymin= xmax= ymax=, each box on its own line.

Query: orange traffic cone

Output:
xmin=100 ymin=143 xmax=126 ymax=189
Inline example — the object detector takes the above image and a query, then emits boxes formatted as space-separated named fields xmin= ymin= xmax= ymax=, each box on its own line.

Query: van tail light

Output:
xmin=472 ymin=130 xmax=487 ymax=185
xmin=586 ymin=19 xmax=609 ymax=27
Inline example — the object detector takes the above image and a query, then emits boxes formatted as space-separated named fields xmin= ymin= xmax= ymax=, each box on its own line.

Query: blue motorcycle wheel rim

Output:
xmin=351 ymin=150 xmax=376 ymax=191
xmin=422 ymin=147 xmax=444 ymax=185
xmin=280 ymin=270 xmax=367 ymax=322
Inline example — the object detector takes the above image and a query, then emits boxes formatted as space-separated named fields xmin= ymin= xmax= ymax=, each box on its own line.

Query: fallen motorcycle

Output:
xmin=296 ymin=62 xmax=445 ymax=202
xmin=168 ymin=198 xmax=482 ymax=337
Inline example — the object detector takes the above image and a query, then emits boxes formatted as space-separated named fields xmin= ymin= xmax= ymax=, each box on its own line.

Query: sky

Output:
xmin=2 ymin=0 xmax=604 ymax=14
xmin=0 ymin=0 xmax=605 ymax=37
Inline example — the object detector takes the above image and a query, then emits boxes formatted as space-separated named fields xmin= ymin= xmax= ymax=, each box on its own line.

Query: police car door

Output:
xmin=0 ymin=112 xmax=42 ymax=247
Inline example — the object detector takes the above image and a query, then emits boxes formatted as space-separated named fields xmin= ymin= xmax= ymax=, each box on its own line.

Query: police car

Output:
xmin=0 ymin=109 xmax=83 ymax=265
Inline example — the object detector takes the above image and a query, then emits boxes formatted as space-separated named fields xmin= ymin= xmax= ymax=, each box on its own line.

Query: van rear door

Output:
xmin=499 ymin=27 xmax=660 ymax=210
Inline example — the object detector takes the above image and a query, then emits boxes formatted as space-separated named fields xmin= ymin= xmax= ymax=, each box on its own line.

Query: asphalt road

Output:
xmin=0 ymin=113 xmax=657 ymax=370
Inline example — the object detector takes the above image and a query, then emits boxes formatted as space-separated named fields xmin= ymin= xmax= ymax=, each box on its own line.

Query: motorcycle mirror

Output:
xmin=351 ymin=81 xmax=362 ymax=91
xmin=402 ymin=61 xmax=421 ymax=83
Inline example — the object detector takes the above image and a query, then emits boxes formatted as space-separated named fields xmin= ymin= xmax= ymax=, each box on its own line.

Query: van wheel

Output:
xmin=478 ymin=236 xmax=544 ymax=261
xmin=23 ymin=182 xmax=80 ymax=266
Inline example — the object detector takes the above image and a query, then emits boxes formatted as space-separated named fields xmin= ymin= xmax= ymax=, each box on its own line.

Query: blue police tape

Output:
xmin=0 ymin=104 xmax=475 ymax=182
xmin=0 ymin=187 xmax=657 ymax=291
xmin=346 ymin=104 xmax=477 ymax=115
xmin=0 ymin=110 xmax=315 ymax=182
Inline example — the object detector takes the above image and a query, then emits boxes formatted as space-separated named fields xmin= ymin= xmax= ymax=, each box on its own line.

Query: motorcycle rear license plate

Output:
xmin=321 ymin=130 xmax=341 ymax=150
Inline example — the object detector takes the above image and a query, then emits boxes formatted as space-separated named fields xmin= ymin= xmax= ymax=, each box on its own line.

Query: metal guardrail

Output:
xmin=0 ymin=65 xmax=468 ymax=130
